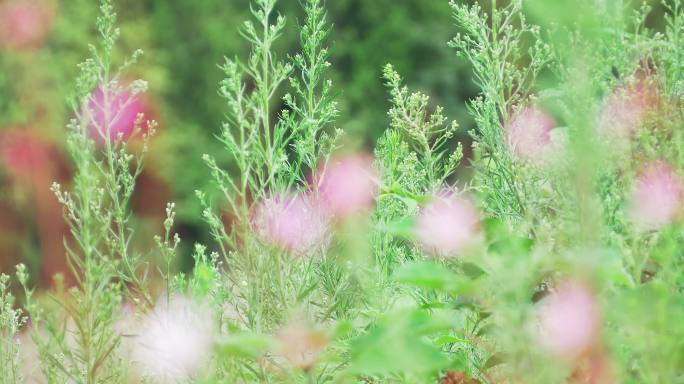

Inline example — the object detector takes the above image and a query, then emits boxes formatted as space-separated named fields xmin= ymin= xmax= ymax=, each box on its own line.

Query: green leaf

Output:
xmin=483 ymin=353 xmax=505 ymax=370
xmin=383 ymin=216 xmax=416 ymax=238
xmin=434 ymin=334 xmax=461 ymax=347
xmin=409 ymin=309 xmax=463 ymax=336
xmin=488 ymin=237 xmax=533 ymax=257
xmin=393 ymin=261 xmax=460 ymax=291
xmin=393 ymin=261 xmax=483 ymax=296
xmin=349 ymin=322 xmax=449 ymax=375
xmin=217 ymin=333 xmax=272 ymax=359
xmin=331 ymin=320 xmax=354 ymax=340
xmin=460 ymin=262 xmax=486 ymax=279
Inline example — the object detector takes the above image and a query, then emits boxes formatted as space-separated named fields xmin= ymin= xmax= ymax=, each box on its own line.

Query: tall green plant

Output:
xmin=199 ymin=0 xmax=341 ymax=333
xmin=19 ymin=1 xmax=158 ymax=382
xmin=449 ymin=0 xmax=552 ymax=222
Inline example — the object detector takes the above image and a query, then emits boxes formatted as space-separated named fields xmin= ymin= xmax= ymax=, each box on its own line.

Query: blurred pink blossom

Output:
xmin=630 ymin=161 xmax=683 ymax=230
xmin=86 ymin=87 xmax=152 ymax=145
xmin=505 ymin=107 xmax=557 ymax=163
xmin=252 ymin=193 xmax=330 ymax=256
xmin=318 ymin=154 xmax=378 ymax=217
xmin=132 ymin=296 xmax=216 ymax=382
xmin=415 ymin=193 xmax=480 ymax=257
xmin=0 ymin=0 xmax=55 ymax=51
xmin=276 ymin=321 xmax=328 ymax=371
xmin=535 ymin=281 xmax=601 ymax=360
xmin=598 ymin=77 xmax=659 ymax=141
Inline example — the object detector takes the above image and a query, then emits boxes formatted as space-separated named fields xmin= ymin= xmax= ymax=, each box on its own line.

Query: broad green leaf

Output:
xmin=217 ymin=333 xmax=272 ymax=359
xmin=434 ymin=334 xmax=461 ymax=347
xmin=393 ymin=261 xmax=460 ymax=291
xmin=348 ymin=309 xmax=454 ymax=375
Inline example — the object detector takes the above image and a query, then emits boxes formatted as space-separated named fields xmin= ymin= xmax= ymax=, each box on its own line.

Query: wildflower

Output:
xmin=86 ymin=86 xmax=152 ymax=144
xmin=276 ymin=321 xmax=328 ymax=371
xmin=0 ymin=0 xmax=55 ymax=51
xmin=505 ymin=107 xmax=558 ymax=163
xmin=629 ymin=161 xmax=683 ymax=231
xmin=535 ymin=281 xmax=601 ymax=360
xmin=318 ymin=154 xmax=378 ymax=217
xmin=415 ymin=193 xmax=480 ymax=257
xmin=131 ymin=296 xmax=216 ymax=382
xmin=252 ymin=193 xmax=330 ymax=256
xmin=598 ymin=75 xmax=659 ymax=142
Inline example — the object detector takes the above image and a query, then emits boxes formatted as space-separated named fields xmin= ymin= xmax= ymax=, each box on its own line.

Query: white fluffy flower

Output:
xmin=132 ymin=296 xmax=216 ymax=382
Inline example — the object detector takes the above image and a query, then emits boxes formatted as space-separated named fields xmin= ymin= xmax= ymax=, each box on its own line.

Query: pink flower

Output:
xmin=535 ymin=281 xmax=601 ymax=359
xmin=415 ymin=193 xmax=480 ymax=257
xmin=318 ymin=155 xmax=378 ymax=217
xmin=0 ymin=0 xmax=55 ymax=51
xmin=598 ymin=77 xmax=659 ymax=142
xmin=505 ymin=107 xmax=557 ymax=163
xmin=276 ymin=321 xmax=328 ymax=371
xmin=252 ymin=193 xmax=330 ymax=256
xmin=630 ymin=162 xmax=683 ymax=230
xmin=86 ymin=86 xmax=152 ymax=145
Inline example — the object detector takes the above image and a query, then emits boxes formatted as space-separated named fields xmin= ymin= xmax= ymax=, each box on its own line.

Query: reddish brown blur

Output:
xmin=0 ymin=0 xmax=56 ymax=51
xmin=0 ymin=128 xmax=72 ymax=286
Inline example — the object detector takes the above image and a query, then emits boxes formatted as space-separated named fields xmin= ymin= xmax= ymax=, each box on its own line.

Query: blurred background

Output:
xmin=0 ymin=0 xmax=478 ymax=286
xmin=0 ymin=0 xmax=673 ymax=287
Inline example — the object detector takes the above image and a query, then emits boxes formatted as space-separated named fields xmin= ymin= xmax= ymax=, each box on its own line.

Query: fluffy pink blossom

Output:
xmin=86 ymin=87 xmax=152 ymax=144
xmin=598 ymin=77 xmax=659 ymax=142
xmin=535 ymin=281 xmax=601 ymax=359
xmin=252 ymin=193 xmax=330 ymax=256
xmin=276 ymin=321 xmax=328 ymax=371
xmin=132 ymin=296 xmax=216 ymax=382
xmin=0 ymin=0 xmax=55 ymax=51
xmin=415 ymin=194 xmax=480 ymax=257
xmin=318 ymin=155 xmax=378 ymax=217
xmin=630 ymin=162 xmax=683 ymax=230
xmin=505 ymin=107 xmax=557 ymax=163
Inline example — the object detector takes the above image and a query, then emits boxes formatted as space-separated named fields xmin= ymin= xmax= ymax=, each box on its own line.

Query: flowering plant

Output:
xmin=2 ymin=0 xmax=684 ymax=383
